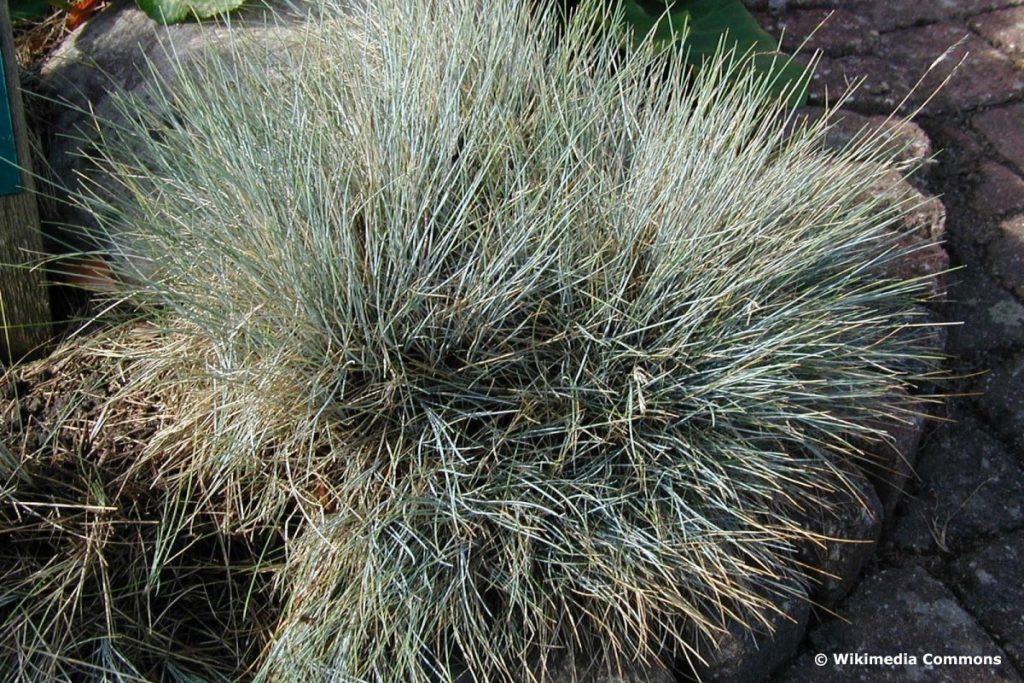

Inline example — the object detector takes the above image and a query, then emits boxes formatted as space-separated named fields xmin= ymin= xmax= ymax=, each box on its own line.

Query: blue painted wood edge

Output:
xmin=0 ymin=41 xmax=23 ymax=196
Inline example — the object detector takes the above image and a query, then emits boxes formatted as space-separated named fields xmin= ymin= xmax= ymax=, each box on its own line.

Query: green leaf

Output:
xmin=9 ymin=0 xmax=54 ymax=20
xmin=679 ymin=0 xmax=777 ymax=56
xmin=620 ymin=0 xmax=662 ymax=39
xmin=751 ymin=51 xmax=811 ymax=107
xmin=619 ymin=1 xmax=689 ymax=50
xmin=619 ymin=0 xmax=809 ymax=107
xmin=136 ymin=0 xmax=244 ymax=24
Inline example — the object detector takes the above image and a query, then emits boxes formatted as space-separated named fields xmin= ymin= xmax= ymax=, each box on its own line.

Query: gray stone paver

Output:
xmin=973 ymin=104 xmax=1024 ymax=172
xmin=944 ymin=269 xmax=1024 ymax=356
xmin=890 ymin=417 xmax=1024 ymax=553
xmin=747 ymin=0 xmax=1024 ymax=30
xmin=774 ymin=568 xmax=1021 ymax=683
xmin=975 ymin=352 xmax=1024 ymax=452
xmin=747 ymin=0 xmax=1024 ymax=680
xmin=758 ymin=10 xmax=880 ymax=57
xmin=949 ymin=530 xmax=1024 ymax=672
xmin=859 ymin=1 xmax=1024 ymax=32
xmin=971 ymin=162 xmax=1024 ymax=216
xmin=970 ymin=6 xmax=1024 ymax=58
xmin=813 ymin=25 xmax=1024 ymax=114
xmin=989 ymin=215 xmax=1024 ymax=297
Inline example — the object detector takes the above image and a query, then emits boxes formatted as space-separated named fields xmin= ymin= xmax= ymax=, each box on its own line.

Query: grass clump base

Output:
xmin=2 ymin=0 xmax=943 ymax=680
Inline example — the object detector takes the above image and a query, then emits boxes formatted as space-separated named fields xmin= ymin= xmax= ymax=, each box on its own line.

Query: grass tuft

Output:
xmin=3 ymin=0 xmax=944 ymax=680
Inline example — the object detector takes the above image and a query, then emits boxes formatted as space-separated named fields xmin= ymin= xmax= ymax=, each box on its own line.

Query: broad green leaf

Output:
xmin=680 ymin=0 xmax=777 ymax=56
xmin=751 ymin=51 xmax=811 ymax=107
xmin=136 ymin=0 xmax=244 ymax=24
xmin=620 ymin=0 xmax=662 ymax=39
xmin=9 ymin=0 xmax=54 ymax=20
xmin=619 ymin=0 xmax=809 ymax=107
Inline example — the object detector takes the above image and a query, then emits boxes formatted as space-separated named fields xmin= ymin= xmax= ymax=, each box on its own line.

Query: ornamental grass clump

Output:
xmin=2 ymin=0 xmax=942 ymax=679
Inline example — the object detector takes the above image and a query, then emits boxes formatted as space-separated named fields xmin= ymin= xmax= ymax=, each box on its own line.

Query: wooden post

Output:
xmin=0 ymin=2 xmax=51 ymax=363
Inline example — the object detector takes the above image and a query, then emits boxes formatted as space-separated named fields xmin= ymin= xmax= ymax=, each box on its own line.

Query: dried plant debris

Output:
xmin=1 ymin=335 xmax=282 ymax=681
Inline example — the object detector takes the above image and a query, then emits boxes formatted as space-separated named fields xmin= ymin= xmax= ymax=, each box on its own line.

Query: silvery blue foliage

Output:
xmin=3 ymin=0 xmax=941 ymax=680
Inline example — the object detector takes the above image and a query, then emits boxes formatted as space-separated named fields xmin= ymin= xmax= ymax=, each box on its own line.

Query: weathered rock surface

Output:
xmin=971 ymin=162 xmax=1024 ymax=217
xmin=679 ymin=586 xmax=812 ymax=683
xmin=796 ymin=469 xmax=882 ymax=609
xmin=989 ymin=215 xmax=1024 ymax=299
xmin=973 ymin=104 xmax=1024 ymax=174
xmin=975 ymin=352 xmax=1024 ymax=452
xmin=548 ymin=658 xmax=676 ymax=683
xmin=798 ymin=107 xmax=949 ymax=296
xmin=971 ymin=6 xmax=1024 ymax=59
xmin=748 ymin=4 xmax=1024 ymax=115
xmin=758 ymin=10 xmax=880 ymax=58
xmin=856 ymin=404 xmax=926 ymax=524
xmin=745 ymin=0 xmax=1024 ymax=28
xmin=887 ymin=187 xmax=950 ymax=297
xmin=743 ymin=2 xmax=1024 ymax=682
xmin=891 ymin=417 xmax=1024 ymax=553
xmin=944 ymin=269 xmax=1024 ymax=357
xmin=950 ymin=531 xmax=1024 ymax=672
xmin=795 ymin=106 xmax=935 ymax=180
xmin=775 ymin=567 xmax=1021 ymax=683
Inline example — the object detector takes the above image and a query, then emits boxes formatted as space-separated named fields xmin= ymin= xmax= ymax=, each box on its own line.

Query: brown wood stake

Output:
xmin=0 ymin=2 xmax=51 ymax=363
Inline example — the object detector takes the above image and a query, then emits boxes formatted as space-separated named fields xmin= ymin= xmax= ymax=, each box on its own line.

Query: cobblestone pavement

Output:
xmin=743 ymin=1 xmax=1024 ymax=681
